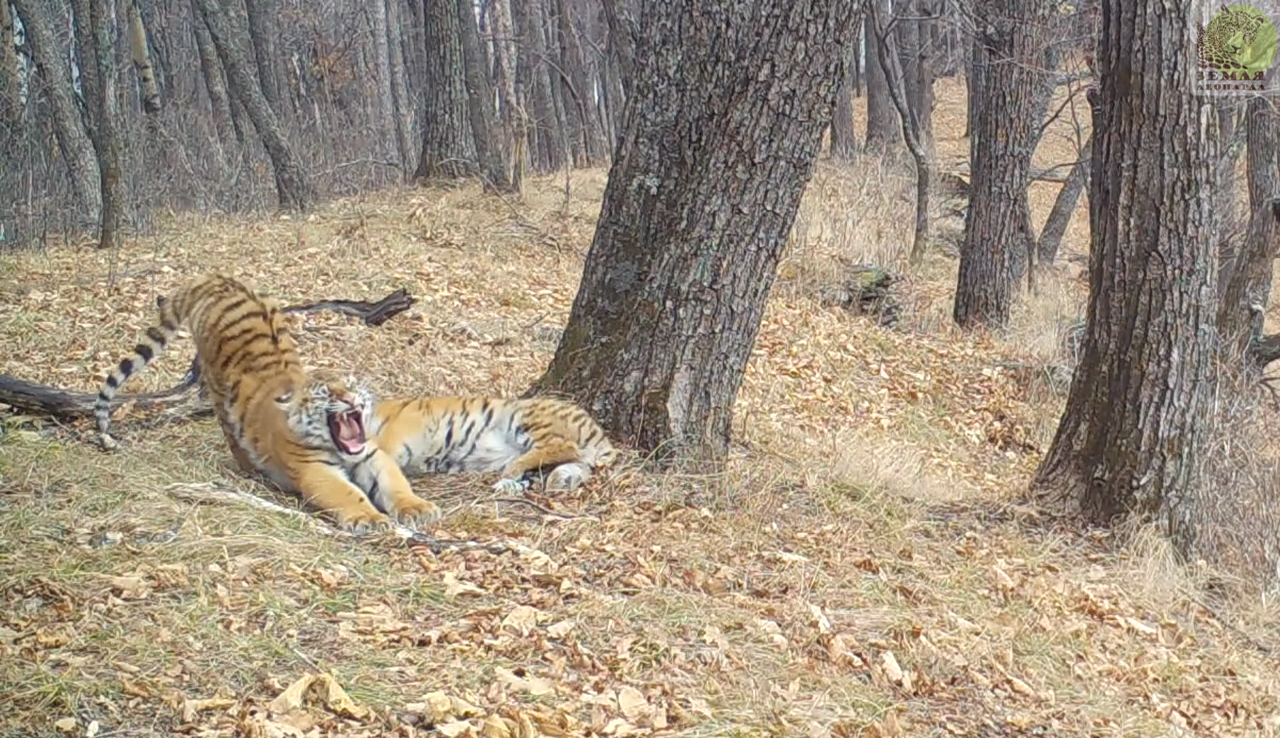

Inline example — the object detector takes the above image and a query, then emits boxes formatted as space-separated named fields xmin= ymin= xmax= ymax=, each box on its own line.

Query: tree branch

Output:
xmin=0 ymin=287 xmax=417 ymax=420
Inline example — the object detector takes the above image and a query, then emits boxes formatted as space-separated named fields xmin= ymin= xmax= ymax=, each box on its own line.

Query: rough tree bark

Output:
xmin=830 ymin=40 xmax=857 ymax=161
xmin=193 ymin=0 xmax=313 ymax=211
xmin=127 ymin=0 xmax=161 ymax=114
xmin=415 ymin=0 xmax=478 ymax=180
xmin=1219 ymin=99 xmax=1280 ymax=366
xmin=952 ymin=0 xmax=1057 ymax=329
xmin=532 ymin=0 xmax=859 ymax=461
xmin=1036 ymin=131 xmax=1092 ymax=266
xmin=386 ymin=0 xmax=417 ymax=173
xmin=86 ymin=0 xmax=125 ymax=250
xmin=864 ymin=0 xmax=898 ymax=149
xmin=11 ymin=0 xmax=102 ymax=220
xmin=242 ymin=0 xmax=283 ymax=114
xmin=964 ymin=33 xmax=984 ymax=142
xmin=372 ymin=0 xmax=399 ymax=159
xmin=192 ymin=8 xmax=242 ymax=145
xmin=0 ymin=0 xmax=21 ymax=129
xmin=490 ymin=0 xmax=526 ymax=190
xmin=457 ymin=0 xmax=511 ymax=189
xmin=1032 ymin=0 xmax=1217 ymax=551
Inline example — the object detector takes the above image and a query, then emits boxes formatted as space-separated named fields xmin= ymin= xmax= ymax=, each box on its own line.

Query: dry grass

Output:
xmin=1 ymin=77 xmax=1279 ymax=737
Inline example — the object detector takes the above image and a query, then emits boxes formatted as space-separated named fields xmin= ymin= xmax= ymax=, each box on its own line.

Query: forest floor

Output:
xmin=2 ymin=79 xmax=1279 ymax=737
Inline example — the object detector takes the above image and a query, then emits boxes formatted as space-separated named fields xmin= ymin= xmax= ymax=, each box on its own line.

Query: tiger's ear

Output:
xmin=274 ymin=390 xmax=294 ymax=406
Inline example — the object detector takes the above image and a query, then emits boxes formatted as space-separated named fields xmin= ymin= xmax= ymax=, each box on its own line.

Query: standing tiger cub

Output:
xmin=367 ymin=395 xmax=619 ymax=494
xmin=93 ymin=273 xmax=441 ymax=530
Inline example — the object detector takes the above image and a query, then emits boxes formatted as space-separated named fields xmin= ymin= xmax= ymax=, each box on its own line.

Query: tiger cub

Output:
xmin=93 ymin=273 xmax=440 ymax=530
xmin=366 ymin=395 xmax=618 ymax=494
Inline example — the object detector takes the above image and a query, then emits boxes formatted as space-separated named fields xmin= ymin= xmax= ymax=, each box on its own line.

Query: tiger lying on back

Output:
xmin=93 ymin=273 xmax=441 ymax=530
xmin=367 ymin=395 xmax=618 ymax=495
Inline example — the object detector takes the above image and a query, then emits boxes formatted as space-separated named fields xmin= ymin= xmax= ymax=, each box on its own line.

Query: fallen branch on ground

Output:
xmin=165 ymin=482 xmax=534 ymax=555
xmin=0 ymin=287 xmax=416 ymax=421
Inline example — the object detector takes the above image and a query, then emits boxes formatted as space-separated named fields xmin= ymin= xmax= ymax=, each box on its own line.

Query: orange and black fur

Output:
xmin=93 ymin=273 xmax=440 ymax=530
xmin=367 ymin=395 xmax=618 ymax=494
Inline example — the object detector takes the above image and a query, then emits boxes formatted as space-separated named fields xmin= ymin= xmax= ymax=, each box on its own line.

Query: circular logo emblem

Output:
xmin=1199 ymin=4 xmax=1279 ymax=76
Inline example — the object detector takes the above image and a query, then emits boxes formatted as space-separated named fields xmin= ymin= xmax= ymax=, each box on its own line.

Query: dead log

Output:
xmin=0 ymin=287 xmax=417 ymax=420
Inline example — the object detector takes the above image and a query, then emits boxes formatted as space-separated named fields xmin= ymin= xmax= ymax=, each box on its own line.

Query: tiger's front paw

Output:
xmin=388 ymin=494 xmax=442 ymax=525
xmin=332 ymin=505 xmax=392 ymax=534
xmin=493 ymin=477 xmax=531 ymax=495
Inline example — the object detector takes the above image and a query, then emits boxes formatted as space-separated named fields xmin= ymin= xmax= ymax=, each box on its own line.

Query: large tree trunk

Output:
xmin=830 ymin=41 xmax=857 ymax=161
xmin=192 ymin=7 xmax=241 ymax=145
xmin=86 ymin=0 xmax=125 ymax=250
xmin=532 ymin=0 xmax=859 ymax=461
xmin=0 ymin=0 xmax=22 ymax=128
xmin=952 ymin=0 xmax=1057 ymax=329
xmin=242 ymin=0 xmax=283 ymax=114
xmin=1032 ymin=0 xmax=1217 ymax=551
xmin=964 ymin=32 xmax=985 ymax=143
xmin=1218 ymin=99 xmax=1280 ymax=364
xmin=414 ymin=0 xmax=478 ymax=180
xmin=372 ymin=0 xmax=399 ymax=159
xmin=193 ymin=0 xmax=313 ymax=212
xmin=863 ymin=0 xmax=897 ymax=150
xmin=1036 ymin=132 xmax=1092 ymax=266
xmin=489 ymin=0 xmax=525 ymax=190
xmin=11 ymin=0 xmax=102 ymax=221
xmin=457 ymin=0 xmax=510 ymax=190
xmin=386 ymin=0 xmax=417 ymax=173
xmin=126 ymin=0 xmax=161 ymax=114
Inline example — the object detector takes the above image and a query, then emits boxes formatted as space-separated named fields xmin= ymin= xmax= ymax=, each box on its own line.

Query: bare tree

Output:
xmin=192 ymin=8 xmax=242 ymax=145
xmin=830 ymin=42 xmax=857 ymax=161
xmin=86 ymin=0 xmax=126 ymax=250
xmin=372 ymin=0 xmax=399 ymax=159
xmin=457 ymin=0 xmax=510 ymax=189
xmin=952 ymin=0 xmax=1058 ymax=329
xmin=553 ymin=0 xmax=606 ymax=165
xmin=489 ymin=0 xmax=526 ymax=190
xmin=533 ymin=0 xmax=860 ymax=460
xmin=243 ymin=0 xmax=283 ymax=113
xmin=194 ymin=0 xmax=314 ymax=211
xmin=1219 ymin=99 xmax=1280 ymax=367
xmin=386 ymin=0 xmax=417 ymax=172
xmin=1036 ymin=131 xmax=1091 ymax=266
xmin=1032 ymin=0 xmax=1217 ymax=552
xmin=864 ymin=0 xmax=898 ymax=149
xmin=415 ymin=0 xmax=477 ymax=180
xmin=868 ymin=2 xmax=931 ymax=266
xmin=127 ymin=0 xmax=161 ymax=115
xmin=0 ymin=0 xmax=21 ymax=129
xmin=11 ymin=0 xmax=102 ymax=220
xmin=513 ymin=0 xmax=566 ymax=172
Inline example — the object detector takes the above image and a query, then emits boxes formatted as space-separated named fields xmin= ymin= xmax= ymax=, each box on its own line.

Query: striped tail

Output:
xmin=94 ymin=295 xmax=185 ymax=450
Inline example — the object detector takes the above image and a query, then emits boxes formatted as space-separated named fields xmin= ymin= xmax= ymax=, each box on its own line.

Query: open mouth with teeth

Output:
xmin=327 ymin=408 xmax=367 ymax=455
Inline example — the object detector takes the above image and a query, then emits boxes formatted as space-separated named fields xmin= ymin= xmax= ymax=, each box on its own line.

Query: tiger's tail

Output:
xmin=94 ymin=286 xmax=195 ymax=449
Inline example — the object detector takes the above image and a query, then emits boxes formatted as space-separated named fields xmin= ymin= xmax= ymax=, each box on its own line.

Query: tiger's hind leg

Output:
xmin=494 ymin=441 xmax=583 ymax=494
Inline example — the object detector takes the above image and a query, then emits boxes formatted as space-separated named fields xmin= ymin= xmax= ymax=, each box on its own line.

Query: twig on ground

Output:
xmin=164 ymin=482 xmax=534 ymax=556
xmin=483 ymin=496 xmax=599 ymax=521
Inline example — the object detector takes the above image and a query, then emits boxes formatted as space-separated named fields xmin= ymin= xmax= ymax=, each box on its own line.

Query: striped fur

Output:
xmin=93 ymin=274 xmax=440 ymax=530
xmin=367 ymin=395 xmax=619 ymax=494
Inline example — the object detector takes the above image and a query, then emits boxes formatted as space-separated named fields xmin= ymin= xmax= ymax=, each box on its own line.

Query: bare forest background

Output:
xmin=0 ymin=0 xmax=1077 ymax=251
